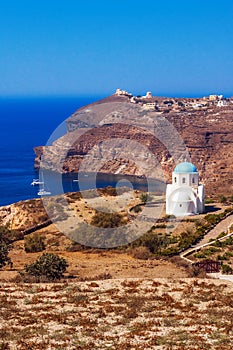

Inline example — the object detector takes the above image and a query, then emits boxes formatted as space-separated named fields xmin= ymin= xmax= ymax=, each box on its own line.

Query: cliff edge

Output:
xmin=34 ymin=93 xmax=233 ymax=196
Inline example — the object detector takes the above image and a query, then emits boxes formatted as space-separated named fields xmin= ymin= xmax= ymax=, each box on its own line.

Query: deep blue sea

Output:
xmin=0 ymin=96 xmax=165 ymax=207
xmin=0 ymin=96 xmax=97 ymax=206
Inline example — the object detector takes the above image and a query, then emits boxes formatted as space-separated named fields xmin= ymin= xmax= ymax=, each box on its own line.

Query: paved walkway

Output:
xmin=197 ymin=213 xmax=233 ymax=246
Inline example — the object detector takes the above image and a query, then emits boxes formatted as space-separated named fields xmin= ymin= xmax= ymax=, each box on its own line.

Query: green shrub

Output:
xmin=217 ymin=252 xmax=233 ymax=261
xmin=204 ymin=214 xmax=219 ymax=225
xmin=91 ymin=211 xmax=126 ymax=228
xmin=216 ymin=231 xmax=227 ymax=239
xmin=133 ymin=205 xmax=142 ymax=213
xmin=205 ymin=198 xmax=214 ymax=204
xmin=161 ymin=246 xmax=179 ymax=256
xmin=0 ymin=227 xmax=12 ymax=269
xmin=194 ymin=252 xmax=207 ymax=259
xmin=140 ymin=193 xmax=153 ymax=203
xmin=24 ymin=233 xmax=46 ymax=253
xmin=133 ymin=232 xmax=170 ymax=255
xmin=194 ymin=247 xmax=221 ymax=259
xmin=203 ymin=247 xmax=221 ymax=255
xmin=154 ymin=224 xmax=166 ymax=229
xmin=178 ymin=229 xmax=202 ymax=250
xmin=212 ymin=239 xmax=223 ymax=248
xmin=163 ymin=214 xmax=176 ymax=220
xmin=221 ymin=264 xmax=233 ymax=275
xmin=25 ymin=253 xmax=68 ymax=281
xmin=220 ymin=195 xmax=227 ymax=204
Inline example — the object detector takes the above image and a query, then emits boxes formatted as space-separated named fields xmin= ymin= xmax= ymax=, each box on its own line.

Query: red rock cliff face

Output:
xmin=34 ymin=96 xmax=233 ymax=197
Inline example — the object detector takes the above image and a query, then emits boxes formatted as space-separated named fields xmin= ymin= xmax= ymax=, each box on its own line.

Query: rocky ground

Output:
xmin=1 ymin=189 xmax=233 ymax=349
xmin=1 ymin=278 xmax=233 ymax=349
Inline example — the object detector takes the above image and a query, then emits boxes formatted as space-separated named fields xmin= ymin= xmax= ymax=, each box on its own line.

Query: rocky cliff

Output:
xmin=34 ymin=94 xmax=233 ymax=196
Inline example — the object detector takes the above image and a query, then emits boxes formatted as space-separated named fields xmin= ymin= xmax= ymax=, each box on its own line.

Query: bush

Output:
xmin=140 ymin=193 xmax=153 ymax=204
xmin=131 ymin=246 xmax=151 ymax=260
xmin=178 ymin=229 xmax=202 ymax=250
xmin=133 ymin=205 xmax=142 ymax=213
xmin=133 ymin=232 xmax=170 ymax=255
xmin=0 ymin=342 xmax=10 ymax=350
xmin=187 ymin=265 xmax=207 ymax=278
xmin=161 ymin=246 xmax=179 ymax=256
xmin=194 ymin=252 xmax=207 ymax=259
xmin=24 ymin=233 xmax=46 ymax=253
xmin=205 ymin=198 xmax=214 ymax=204
xmin=222 ymin=264 xmax=233 ymax=275
xmin=216 ymin=231 xmax=227 ymax=239
xmin=217 ymin=252 xmax=233 ymax=261
xmin=220 ymin=195 xmax=227 ymax=204
xmin=205 ymin=214 xmax=219 ymax=225
xmin=91 ymin=211 xmax=127 ymax=228
xmin=163 ymin=214 xmax=176 ymax=220
xmin=99 ymin=186 xmax=117 ymax=196
xmin=0 ymin=227 xmax=12 ymax=269
xmin=25 ymin=253 xmax=68 ymax=281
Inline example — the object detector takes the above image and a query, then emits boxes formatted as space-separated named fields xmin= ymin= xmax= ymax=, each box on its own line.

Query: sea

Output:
xmin=0 ymin=96 xmax=165 ymax=207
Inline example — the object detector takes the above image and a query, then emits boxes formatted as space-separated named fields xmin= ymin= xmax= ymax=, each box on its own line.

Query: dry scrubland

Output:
xmin=1 ymin=278 xmax=233 ymax=349
xmin=1 ymin=190 xmax=233 ymax=349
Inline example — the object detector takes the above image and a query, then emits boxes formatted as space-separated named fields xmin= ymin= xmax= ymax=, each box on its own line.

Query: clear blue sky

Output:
xmin=0 ymin=0 xmax=233 ymax=97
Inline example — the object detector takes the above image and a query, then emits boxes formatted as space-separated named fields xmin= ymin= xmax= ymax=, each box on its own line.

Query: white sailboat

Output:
xmin=37 ymin=173 xmax=51 ymax=196
xmin=38 ymin=188 xmax=51 ymax=196
xmin=31 ymin=178 xmax=44 ymax=186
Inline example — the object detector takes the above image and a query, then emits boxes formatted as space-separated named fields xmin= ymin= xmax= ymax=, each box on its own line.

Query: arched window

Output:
xmin=174 ymin=177 xmax=177 ymax=183
xmin=192 ymin=177 xmax=195 ymax=184
xmin=182 ymin=177 xmax=186 ymax=184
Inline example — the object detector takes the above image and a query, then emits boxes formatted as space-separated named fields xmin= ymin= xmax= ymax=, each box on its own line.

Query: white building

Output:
xmin=115 ymin=88 xmax=132 ymax=97
xmin=192 ymin=103 xmax=204 ymax=109
xmin=141 ymin=91 xmax=153 ymax=99
xmin=166 ymin=162 xmax=205 ymax=216
xmin=142 ymin=102 xmax=156 ymax=110
xmin=217 ymin=100 xmax=228 ymax=107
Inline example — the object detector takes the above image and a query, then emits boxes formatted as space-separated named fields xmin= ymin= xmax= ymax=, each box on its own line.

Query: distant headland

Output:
xmin=34 ymin=89 xmax=233 ymax=197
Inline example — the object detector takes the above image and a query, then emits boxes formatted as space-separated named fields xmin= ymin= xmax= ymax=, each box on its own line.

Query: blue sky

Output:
xmin=0 ymin=0 xmax=233 ymax=97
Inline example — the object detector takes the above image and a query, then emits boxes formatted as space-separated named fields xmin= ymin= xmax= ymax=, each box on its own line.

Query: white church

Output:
xmin=166 ymin=162 xmax=205 ymax=216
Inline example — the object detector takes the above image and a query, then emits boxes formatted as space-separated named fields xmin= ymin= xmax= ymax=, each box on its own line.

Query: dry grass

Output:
xmin=0 ymin=278 xmax=233 ymax=349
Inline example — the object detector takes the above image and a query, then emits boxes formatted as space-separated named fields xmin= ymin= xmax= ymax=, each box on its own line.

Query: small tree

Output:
xmin=220 ymin=195 xmax=227 ymax=204
xmin=140 ymin=193 xmax=153 ymax=204
xmin=25 ymin=253 xmax=68 ymax=281
xmin=0 ymin=227 xmax=12 ymax=269
xmin=24 ymin=233 xmax=46 ymax=253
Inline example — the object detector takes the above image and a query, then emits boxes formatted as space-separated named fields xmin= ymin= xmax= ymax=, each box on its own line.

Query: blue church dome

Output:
xmin=174 ymin=162 xmax=198 ymax=174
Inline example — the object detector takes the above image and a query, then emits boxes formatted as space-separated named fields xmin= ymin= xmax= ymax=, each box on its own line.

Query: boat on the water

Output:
xmin=31 ymin=179 xmax=44 ymax=186
xmin=38 ymin=189 xmax=51 ymax=196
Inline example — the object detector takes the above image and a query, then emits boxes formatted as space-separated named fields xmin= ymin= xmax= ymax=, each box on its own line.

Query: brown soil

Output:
xmin=0 ymin=278 xmax=233 ymax=349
